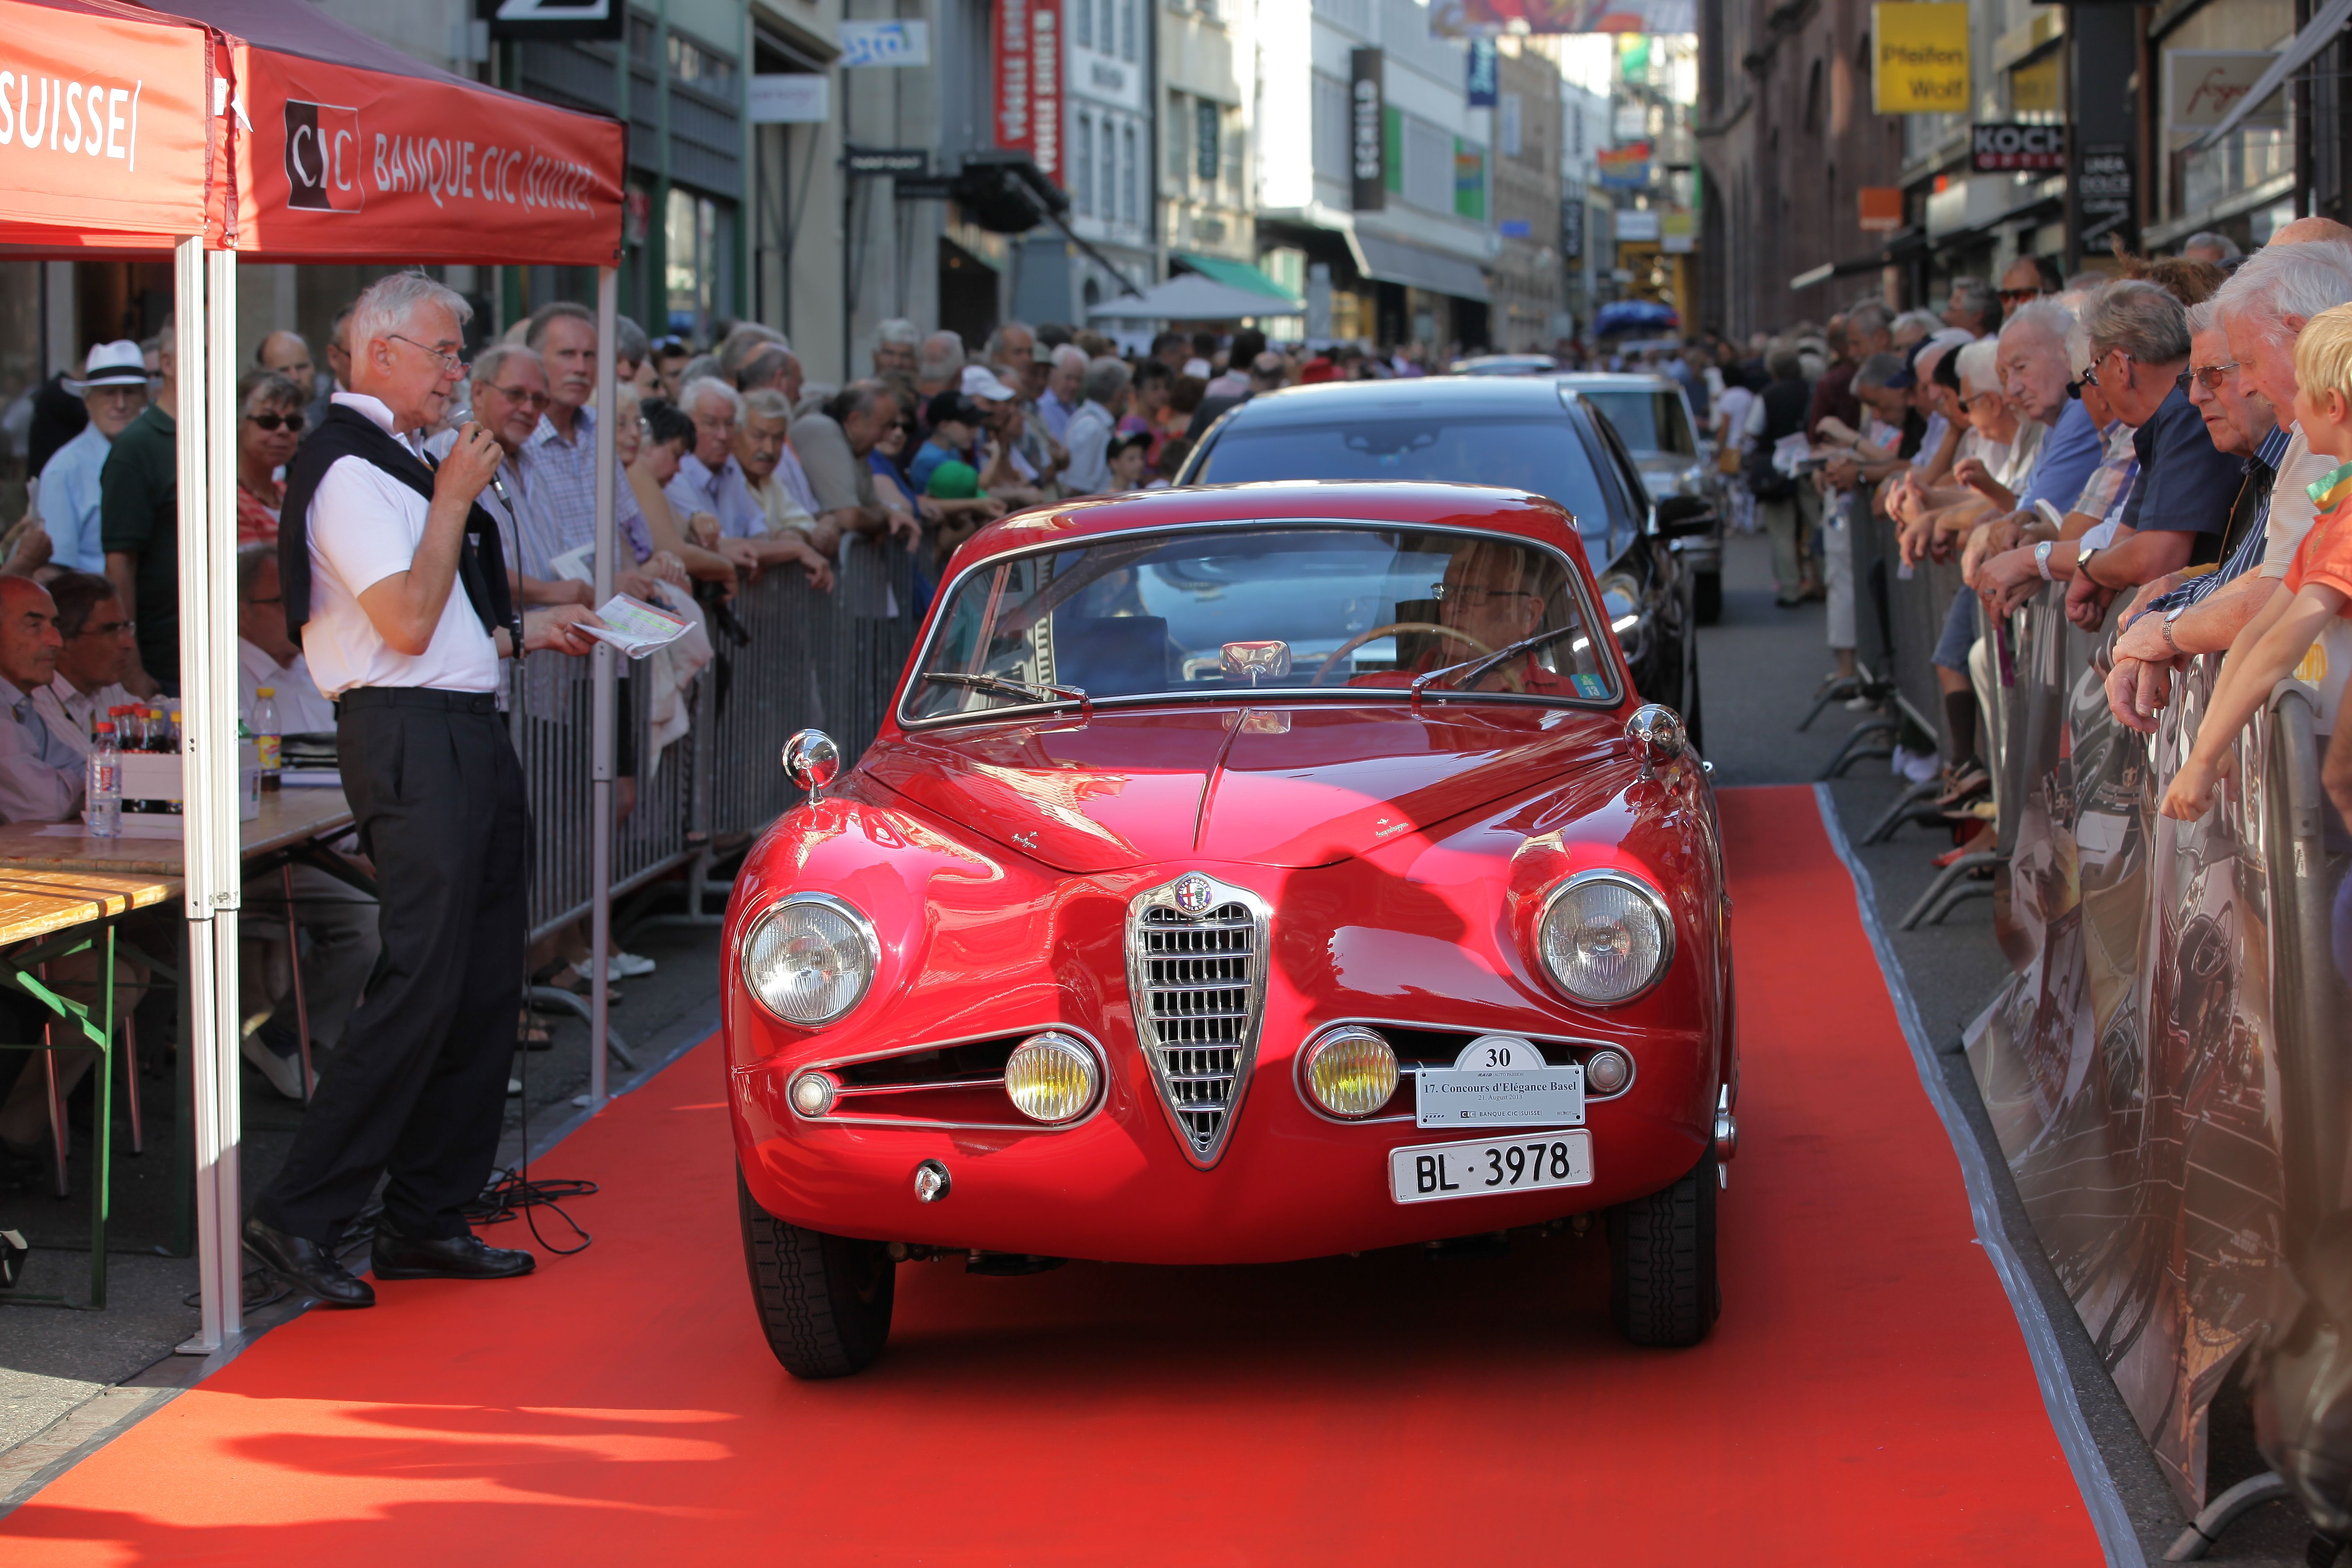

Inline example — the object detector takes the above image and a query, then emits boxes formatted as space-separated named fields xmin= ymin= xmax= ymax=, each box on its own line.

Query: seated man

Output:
xmin=31 ymin=572 xmax=138 ymax=752
xmin=234 ymin=544 xmax=380 ymax=1101
xmin=1350 ymin=540 xmax=1598 ymax=698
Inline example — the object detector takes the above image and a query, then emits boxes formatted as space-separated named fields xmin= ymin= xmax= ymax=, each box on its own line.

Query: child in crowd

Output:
xmin=2162 ymin=300 xmax=2352 ymax=831
xmin=1104 ymin=431 xmax=1152 ymax=493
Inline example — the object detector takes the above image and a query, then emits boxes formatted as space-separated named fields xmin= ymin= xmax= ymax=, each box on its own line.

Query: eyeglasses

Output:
xmin=1430 ymin=582 xmax=1537 ymax=606
xmin=2184 ymin=361 xmax=2241 ymax=392
xmin=243 ymin=411 xmax=304 ymax=433
xmin=484 ymin=384 xmax=551 ymax=410
xmin=2079 ymin=347 xmax=2131 ymax=389
xmin=389 ymin=333 xmax=468 ymax=378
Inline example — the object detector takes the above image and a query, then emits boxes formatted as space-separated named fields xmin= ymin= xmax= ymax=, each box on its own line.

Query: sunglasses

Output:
xmin=1999 ymin=287 xmax=2043 ymax=305
xmin=2184 ymin=361 xmax=2241 ymax=392
xmin=244 ymin=411 xmax=305 ymax=433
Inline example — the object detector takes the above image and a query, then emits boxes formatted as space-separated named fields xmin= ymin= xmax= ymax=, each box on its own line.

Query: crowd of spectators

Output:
xmin=1719 ymin=226 xmax=2352 ymax=982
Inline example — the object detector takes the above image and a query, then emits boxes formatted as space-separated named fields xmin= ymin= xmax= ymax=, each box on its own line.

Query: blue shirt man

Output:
xmin=37 ymin=340 xmax=150 ymax=575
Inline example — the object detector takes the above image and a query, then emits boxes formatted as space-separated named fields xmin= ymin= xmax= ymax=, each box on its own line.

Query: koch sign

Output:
xmin=1971 ymin=122 xmax=2066 ymax=173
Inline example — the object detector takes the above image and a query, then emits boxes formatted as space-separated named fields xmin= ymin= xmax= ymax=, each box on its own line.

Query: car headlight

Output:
xmin=740 ymin=894 xmax=877 ymax=1026
xmin=1537 ymin=871 xmax=1674 ymax=1006
xmin=1004 ymin=1031 xmax=1100 ymax=1123
xmin=1301 ymin=1026 xmax=1399 ymax=1117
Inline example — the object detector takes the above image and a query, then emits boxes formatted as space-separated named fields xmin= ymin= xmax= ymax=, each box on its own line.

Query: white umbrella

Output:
xmin=1088 ymin=273 xmax=1302 ymax=322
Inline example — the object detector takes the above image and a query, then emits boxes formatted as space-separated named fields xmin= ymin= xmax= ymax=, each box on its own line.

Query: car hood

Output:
xmin=859 ymin=704 xmax=1625 ymax=872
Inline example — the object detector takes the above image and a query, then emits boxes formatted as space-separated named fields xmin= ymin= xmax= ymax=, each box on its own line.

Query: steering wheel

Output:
xmin=1311 ymin=623 xmax=1497 ymax=686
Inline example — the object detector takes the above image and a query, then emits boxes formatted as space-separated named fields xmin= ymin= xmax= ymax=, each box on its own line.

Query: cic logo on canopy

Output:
xmin=284 ymin=101 xmax=364 ymax=211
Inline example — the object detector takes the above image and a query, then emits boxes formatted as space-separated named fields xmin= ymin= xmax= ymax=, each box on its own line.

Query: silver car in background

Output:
xmin=1555 ymin=373 xmax=1725 ymax=626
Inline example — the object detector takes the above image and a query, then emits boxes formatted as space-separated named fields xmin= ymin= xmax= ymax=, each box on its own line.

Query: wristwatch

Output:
xmin=2161 ymin=603 xmax=2187 ymax=654
xmin=2034 ymin=540 xmax=2055 ymax=580
xmin=2077 ymin=537 xmax=2102 ymax=587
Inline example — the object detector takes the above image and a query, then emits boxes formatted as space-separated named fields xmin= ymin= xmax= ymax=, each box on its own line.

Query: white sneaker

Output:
xmin=241 ymin=1032 xmax=310 ymax=1101
xmin=611 ymin=951 xmax=657 ymax=978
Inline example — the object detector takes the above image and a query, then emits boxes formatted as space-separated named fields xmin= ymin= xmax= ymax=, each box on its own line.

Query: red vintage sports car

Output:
xmin=725 ymin=482 xmax=1737 ymax=1377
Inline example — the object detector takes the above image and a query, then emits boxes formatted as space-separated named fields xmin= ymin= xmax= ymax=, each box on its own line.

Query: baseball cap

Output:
xmin=927 ymin=459 xmax=982 ymax=500
xmin=960 ymin=364 xmax=1020 ymax=402
xmin=68 ymin=340 xmax=147 ymax=391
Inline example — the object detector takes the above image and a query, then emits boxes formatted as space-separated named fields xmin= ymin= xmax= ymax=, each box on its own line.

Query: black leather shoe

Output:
xmin=371 ymin=1228 xmax=536 ymax=1281
xmin=243 ymin=1217 xmax=375 ymax=1308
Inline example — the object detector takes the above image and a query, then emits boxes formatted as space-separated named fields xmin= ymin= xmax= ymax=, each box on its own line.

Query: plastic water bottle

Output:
xmin=253 ymin=687 xmax=281 ymax=791
xmin=87 ymin=721 xmax=121 ymax=838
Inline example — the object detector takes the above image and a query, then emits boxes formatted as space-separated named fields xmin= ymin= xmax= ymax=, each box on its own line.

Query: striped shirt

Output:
xmin=2144 ymin=423 xmax=2293 ymax=614
xmin=518 ymin=403 xmax=653 ymax=565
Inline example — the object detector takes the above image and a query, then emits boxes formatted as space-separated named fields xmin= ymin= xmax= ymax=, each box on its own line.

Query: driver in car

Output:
xmin=1347 ymin=541 xmax=1586 ymax=696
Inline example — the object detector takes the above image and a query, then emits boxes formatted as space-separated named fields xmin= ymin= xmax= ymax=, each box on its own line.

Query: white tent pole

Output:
xmin=173 ymin=237 xmax=243 ymax=1353
xmin=588 ymin=266 xmax=617 ymax=1108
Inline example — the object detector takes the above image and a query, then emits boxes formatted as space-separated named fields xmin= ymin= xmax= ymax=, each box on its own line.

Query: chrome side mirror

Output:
xmin=1625 ymin=704 xmax=1685 ymax=779
xmin=783 ymin=729 xmax=842 ymax=806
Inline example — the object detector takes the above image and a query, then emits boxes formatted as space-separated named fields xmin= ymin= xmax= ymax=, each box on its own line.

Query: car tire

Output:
xmin=1694 ymin=570 xmax=1722 ymax=625
xmin=1606 ymin=1150 xmax=1719 ymax=1347
xmin=738 ymin=1168 xmax=896 ymax=1378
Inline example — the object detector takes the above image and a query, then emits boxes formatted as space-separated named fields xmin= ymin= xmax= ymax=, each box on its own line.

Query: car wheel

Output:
xmin=1694 ymin=570 xmax=1723 ymax=625
xmin=1606 ymin=1150 xmax=1719 ymax=1347
xmin=738 ymin=1168 xmax=896 ymax=1378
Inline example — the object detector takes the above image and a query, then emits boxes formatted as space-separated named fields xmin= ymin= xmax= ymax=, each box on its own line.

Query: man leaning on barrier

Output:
xmin=2107 ymin=240 xmax=2352 ymax=731
xmin=244 ymin=271 xmax=603 ymax=1309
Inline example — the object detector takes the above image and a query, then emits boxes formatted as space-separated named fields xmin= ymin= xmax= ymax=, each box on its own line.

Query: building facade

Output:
xmin=1158 ymin=0 xmax=1264 ymax=307
xmin=1491 ymin=41 xmax=1564 ymax=352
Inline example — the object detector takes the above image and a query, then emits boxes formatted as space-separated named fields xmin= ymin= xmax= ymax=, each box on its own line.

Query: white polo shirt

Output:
xmin=301 ymin=393 xmax=500 ymax=699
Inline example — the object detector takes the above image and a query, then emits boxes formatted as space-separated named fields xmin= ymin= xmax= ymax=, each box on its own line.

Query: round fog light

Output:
xmin=1302 ymin=1026 xmax=1398 ymax=1118
xmin=1583 ymin=1048 xmax=1631 ymax=1096
xmin=789 ymin=1071 xmax=838 ymax=1117
xmin=1004 ymin=1032 xmax=1099 ymax=1123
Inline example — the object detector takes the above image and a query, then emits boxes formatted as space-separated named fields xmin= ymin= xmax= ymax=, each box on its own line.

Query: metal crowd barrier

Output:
xmin=544 ymin=535 xmax=925 ymax=941
xmin=1955 ymin=567 xmax=2352 ymax=1519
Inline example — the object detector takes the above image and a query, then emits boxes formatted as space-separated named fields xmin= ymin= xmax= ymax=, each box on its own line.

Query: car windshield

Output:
xmin=1189 ymin=416 xmax=1614 ymax=544
xmin=905 ymin=526 xmax=1616 ymax=723
xmin=1580 ymin=389 xmax=1695 ymax=456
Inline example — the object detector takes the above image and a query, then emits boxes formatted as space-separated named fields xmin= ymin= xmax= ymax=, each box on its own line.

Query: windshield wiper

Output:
xmin=922 ymin=671 xmax=1091 ymax=717
xmin=1409 ymin=625 xmax=1593 ymax=709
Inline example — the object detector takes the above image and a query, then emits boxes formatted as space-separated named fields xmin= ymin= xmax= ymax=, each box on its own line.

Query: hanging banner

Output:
xmin=1466 ymin=38 xmax=1498 ymax=107
xmin=1350 ymin=47 xmax=1384 ymax=213
xmin=1596 ymin=140 xmax=1650 ymax=189
xmin=223 ymin=33 xmax=624 ymax=265
xmin=994 ymin=0 xmax=1063 ymax=185
xmin=0 ymin=0 xmax=217 ymax=248
xmin=1427 ymin=0 xmax=1694 ymax=36
xmin=1872 ymin=3 xmax=1971 ymax=115
xmin=476 ymin=0 xmax=624 ymax=44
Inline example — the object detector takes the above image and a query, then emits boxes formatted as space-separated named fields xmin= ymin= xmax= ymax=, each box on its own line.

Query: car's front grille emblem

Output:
xmin=1126 ymin=874 xmax=1269 ymax=1167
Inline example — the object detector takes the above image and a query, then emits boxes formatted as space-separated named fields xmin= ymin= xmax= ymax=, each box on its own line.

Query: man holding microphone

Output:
xmin=244 ymin=273 xmax=600 ymax=1307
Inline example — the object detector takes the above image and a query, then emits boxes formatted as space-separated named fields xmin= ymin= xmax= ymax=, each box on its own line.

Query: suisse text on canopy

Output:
xmin=371 ymin=133 xmax=597 ymax=212
xmin=0 ymin=72 xmax=145 ymax=170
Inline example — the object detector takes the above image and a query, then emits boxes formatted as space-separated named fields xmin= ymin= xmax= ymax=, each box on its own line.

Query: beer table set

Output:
xmin=0 ymin=788 xmax=366 ymax=1307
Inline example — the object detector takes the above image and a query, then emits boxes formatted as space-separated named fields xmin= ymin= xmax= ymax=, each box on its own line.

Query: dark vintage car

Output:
xmin=1174 ymin=377 xmax=1711 ymax=743
xmin=1555 ymin=372 xmax=1725 ymax=626
xmin=726 ymin=484 xmax=1737 ymax=1379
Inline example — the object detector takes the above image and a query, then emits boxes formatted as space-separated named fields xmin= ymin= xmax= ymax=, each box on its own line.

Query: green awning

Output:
xmin=1173 ymin=252 xmax=1299 ymax=304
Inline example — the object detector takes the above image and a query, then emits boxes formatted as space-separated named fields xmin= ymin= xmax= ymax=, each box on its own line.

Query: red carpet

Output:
xmin=1 ymin=784 xmax=2102 ymax=1565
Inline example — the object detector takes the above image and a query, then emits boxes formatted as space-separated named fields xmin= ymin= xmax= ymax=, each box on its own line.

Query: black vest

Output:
xmin=278 ymin=405 xmax=518 ymax=654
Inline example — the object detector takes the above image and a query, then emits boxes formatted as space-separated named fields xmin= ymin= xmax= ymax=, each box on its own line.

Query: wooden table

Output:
xmin=0 ymin=788 xmax=368 ymax=1295
xmin=0 ymin=869 xmax=178 ymax=1309
xmin=0 ymin=787 xmax=356 ymax=876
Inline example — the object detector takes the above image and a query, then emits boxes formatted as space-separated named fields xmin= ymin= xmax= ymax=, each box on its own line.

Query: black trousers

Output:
xmin=255 ymin=688 xmax=527 ymax=1244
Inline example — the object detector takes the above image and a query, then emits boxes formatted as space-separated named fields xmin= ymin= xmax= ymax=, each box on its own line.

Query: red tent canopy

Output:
xmin=143 ymin=0 xmax=624 ymax=266
xmin=0 ymin=0 xmax=217 ymax=249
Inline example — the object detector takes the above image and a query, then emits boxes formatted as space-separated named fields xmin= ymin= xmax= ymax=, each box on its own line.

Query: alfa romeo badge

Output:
xmin=1173 ymin=874 xmax=1214 ymax=916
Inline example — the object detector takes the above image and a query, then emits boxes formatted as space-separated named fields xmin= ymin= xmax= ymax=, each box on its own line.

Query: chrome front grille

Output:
xmin=1126 ymin=875 xmax=1269 ymax=1166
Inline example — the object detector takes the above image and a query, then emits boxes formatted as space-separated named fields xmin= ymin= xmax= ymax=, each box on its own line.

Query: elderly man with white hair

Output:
xmin=872 ymin=318 xmax=921 ymax=378
xmin=2105 ymin=236 xmax=2352 ymax=728
xmin=668 ymin=376 xmax=770 ymax=540
xmin=247 ymin=271 xmax=601 ymax=1308
xmin=1036 ymin=344 xmax=1088 ymax=441
xmin=1060 ymin=357 xmax=1133 ymax=495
